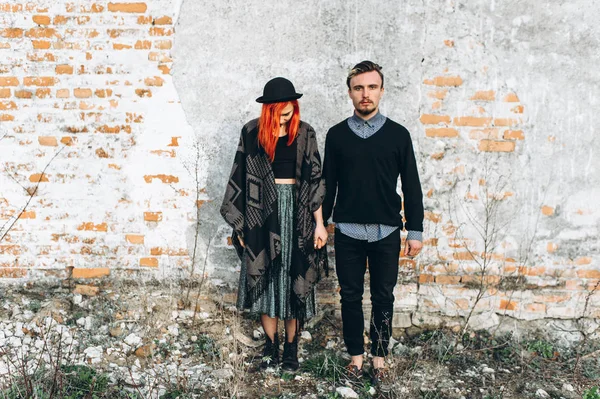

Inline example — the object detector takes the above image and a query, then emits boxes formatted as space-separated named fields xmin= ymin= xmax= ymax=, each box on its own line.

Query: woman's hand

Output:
xmin=238 ymin=237 xmax=245 ymax=248
xmin=313 ymin=223 xmax=328 ymax=249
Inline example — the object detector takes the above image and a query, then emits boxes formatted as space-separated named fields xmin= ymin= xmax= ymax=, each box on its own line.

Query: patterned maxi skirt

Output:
xmin=237 ymin=184 xmax=316 ymax=320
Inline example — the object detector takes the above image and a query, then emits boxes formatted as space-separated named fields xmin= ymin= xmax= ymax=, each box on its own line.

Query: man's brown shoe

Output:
xmin=370 ymin=367 xmax=392 ymax=392
xmin=345 ymin=364 xmax=364 ymax=382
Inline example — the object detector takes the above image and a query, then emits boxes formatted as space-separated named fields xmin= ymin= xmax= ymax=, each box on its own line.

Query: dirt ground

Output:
xmin=0 ymin=282 xmax=599 ymax=399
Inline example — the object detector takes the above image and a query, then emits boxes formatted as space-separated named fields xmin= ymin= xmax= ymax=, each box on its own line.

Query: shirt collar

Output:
xmin=350 ymin=111 xmax=385 ymax=128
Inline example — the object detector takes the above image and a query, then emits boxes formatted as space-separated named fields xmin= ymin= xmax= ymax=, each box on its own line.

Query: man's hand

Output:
xmin=403 ymin=239 xmax=422 ymax=258
xmin=314 ymin=223 xmax=328 ymax=249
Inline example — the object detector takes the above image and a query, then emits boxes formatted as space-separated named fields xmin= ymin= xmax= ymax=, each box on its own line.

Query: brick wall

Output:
xmin=1 ymin=0 xmax=599 ymax=328
xmin=0 ymin=0 xmax=202 ymax=280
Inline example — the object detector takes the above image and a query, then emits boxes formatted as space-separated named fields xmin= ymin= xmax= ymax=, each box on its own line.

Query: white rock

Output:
xmin=535 ymin=389 xmax=550 ymax=398
xmin=253 ymin=329 xmax=263 ymax=340
xmin=469 ymin=312 xmax=500 ymax=331
xmin=301 ymin=331 xmax=312 ymax=341
xmin=167 ymin=324 xmax=179 ymax=337
xmin=212 ymin=368 xmax=234 ymax=379
xmin=73 ymin=294 xmax=83 ymax=305
xmin=336 ymin=387 xmax=359 ymax=398
xmin=84 ymin=346 xmax=103 ymax=363
xmin=76 ymin=317 xmax=86 ymax=327
xmin=326 ymin=340 xmax=336 ymax=349
xmin=368 ymin=386 xmax=376 ymax=395
xmin=562 ymin=383 xmax=575 ymax=392
xmin=482 ymin=367 xmax=495 ymax=374
xmin=124 ymin=333 xmax=142 ymax=347
xmin=191 ymin=335 xmax=198 ymax=342
xmin=14 ymin=322 xmax=24 ymax=337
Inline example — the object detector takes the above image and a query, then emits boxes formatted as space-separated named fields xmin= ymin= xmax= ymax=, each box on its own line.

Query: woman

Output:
xmin=220 ymin=77 xmax=328 ymax=371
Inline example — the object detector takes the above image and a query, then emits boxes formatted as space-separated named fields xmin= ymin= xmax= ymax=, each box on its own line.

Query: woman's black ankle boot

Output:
xmin=260 ymin=334 xmax=279 ymax=369
xmin=281 ymin=337 xmax=299 ymax=371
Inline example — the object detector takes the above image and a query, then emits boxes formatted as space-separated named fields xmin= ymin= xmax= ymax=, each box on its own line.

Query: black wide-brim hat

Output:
xmin=256 ymin=77 xmax=303 ymax=104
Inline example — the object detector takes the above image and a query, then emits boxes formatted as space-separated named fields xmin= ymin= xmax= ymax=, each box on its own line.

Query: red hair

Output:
xmin=258 ymin=100 xmax=300 ymax=162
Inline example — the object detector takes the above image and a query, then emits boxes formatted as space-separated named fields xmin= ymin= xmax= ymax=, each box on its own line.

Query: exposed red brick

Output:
xmin=504 ymin=93 xmax=520 ymax=102
xmin=29 ymin=173 xmax=49 ymax=183
xmin=113 ymin=43 xmax=132 ymax=50
xmin=133 ymin=40 xmax=151 ymax=49
xmin=126 ymin=234 xmax=144 ymax=244
xmin=144 ymin=76 xmax=164 ymax=86
xmin=154 ymin=16 xmax=173 ymax=25
xmin=144 ymin=212 xmax=163 ymax=222
xmin=154 ymin=40 xmax=172 ymax=49
xmin=470 ymin=90 xmax=495 ymax=101
xmin=436 ymin=275 xmax=461 ymax=285
xmin=15 ymin=90 xmax=33 ymax=99
xmin=57 ymin=89 xmax=70 ymax=98
xmin=32 ymin=15 xmax=51 ymax=25
xmin=426 ymin=128 xmax=458 ymax=138
xmin=499 ymin=299 xmax=517 ymax=311
xmin=140 ymin=257 xmax=158 ymax=267
xmin=420 ymin=114 xmax=451 ymax=125
xmin=24 ymin=77 xmax=56 ymax=86
xmin=25 ymin=28 xmax=57 ymax=38
xmin=419 ymin=274 xmax=435 ymax=284
xmin=38 ymin=136 xmax=58 ymax=146
xmin=454 ymin=116 xmax=492 ymax=127
xmin=71 ymin=267 xmax=110 ymax=278
xmin=0 ymin=88 xmax=10 ymax=98
xmin=479 ymin=140 xmax=516 ymax=152
xmin=108 ymin=2 xmax=148 ymax=13
xmin=143 ymin=174 xmax=179 ymax=184
xmin=541 ymin=205 xmax=554 ymax=216
xmin=0 ymin=28 xmax=24 ymax=38
xmin=503 ymin=130 xmax=524 ymax=140
xmin=55 ymin=64 xmax=74 ymax=74
xmin=577 ymin=270 xmax=600 ymax=279
xmin=494 ymin=118 xmax=519 ymax=127
xmin=424 ymin=76 xmax=463 ymax=87
xmin=0 ymin=268 xmax=28 ymax=278
xmin=74 ymin=88 xmax=92 ymax=98
xmin=76 ymin=222 xmax=108 ymax=232
xmin=0 ymin=77 xmax=19 ymax=86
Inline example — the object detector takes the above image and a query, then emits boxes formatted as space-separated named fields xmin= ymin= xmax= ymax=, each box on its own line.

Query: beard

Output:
xmin=356 ymin=103 xmax=376 ymax=115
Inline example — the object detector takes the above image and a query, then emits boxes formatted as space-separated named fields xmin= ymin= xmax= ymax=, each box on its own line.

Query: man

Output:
xmin=322 ymin=61 xmax=424 ymax=386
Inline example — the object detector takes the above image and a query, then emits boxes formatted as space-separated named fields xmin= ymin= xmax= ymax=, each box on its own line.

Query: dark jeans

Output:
xmin=334 ymin=228 xmax=400 ymax=357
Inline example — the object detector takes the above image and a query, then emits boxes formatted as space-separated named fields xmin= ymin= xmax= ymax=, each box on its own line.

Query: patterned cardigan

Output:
xmin=220 ymin=118 xmax=327 ymax=320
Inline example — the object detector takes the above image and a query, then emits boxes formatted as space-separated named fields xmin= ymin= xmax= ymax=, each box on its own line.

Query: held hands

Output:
xmin=313 ymin=223 xmax=328 ymax=249
xmin=403 ymin=239 xmax=422 ymax=258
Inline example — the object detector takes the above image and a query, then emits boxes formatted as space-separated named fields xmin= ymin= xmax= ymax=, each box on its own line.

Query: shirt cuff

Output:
xmin=406 ymin=230 xmax=422 ymax=242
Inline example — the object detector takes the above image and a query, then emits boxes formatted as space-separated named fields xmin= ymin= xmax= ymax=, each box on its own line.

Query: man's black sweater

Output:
xmin=322 ymin=118 xmax=424 ymax=232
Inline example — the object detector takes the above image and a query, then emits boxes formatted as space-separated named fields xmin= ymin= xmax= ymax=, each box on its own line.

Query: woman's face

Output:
xmin=279 ymin=103 xmax=294 ymax=126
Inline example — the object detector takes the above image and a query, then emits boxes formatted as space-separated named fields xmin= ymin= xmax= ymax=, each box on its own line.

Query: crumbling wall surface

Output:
xmin=1 ymin=0 xmax=598 ymax=330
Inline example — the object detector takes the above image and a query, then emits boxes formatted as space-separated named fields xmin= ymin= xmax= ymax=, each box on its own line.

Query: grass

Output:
xmin=584 ymin=387 xmax=600 ymax=399
xmin=300 ymin=351 xmax=346 ymax=382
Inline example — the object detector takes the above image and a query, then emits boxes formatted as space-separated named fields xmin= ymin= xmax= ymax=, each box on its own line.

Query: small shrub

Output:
xmin=527 ymin=340 xmax=555 ymax=359
xmin=584 ymin=387 xmax=600 ymax=399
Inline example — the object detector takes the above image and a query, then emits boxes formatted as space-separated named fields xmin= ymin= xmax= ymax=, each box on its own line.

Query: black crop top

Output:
xmin=272 ymin=136 xmax=297 ymax=179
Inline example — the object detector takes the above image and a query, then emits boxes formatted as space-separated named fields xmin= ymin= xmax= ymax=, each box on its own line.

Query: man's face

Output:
xmin=348 ymin=70 xmax=384 ymax=117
